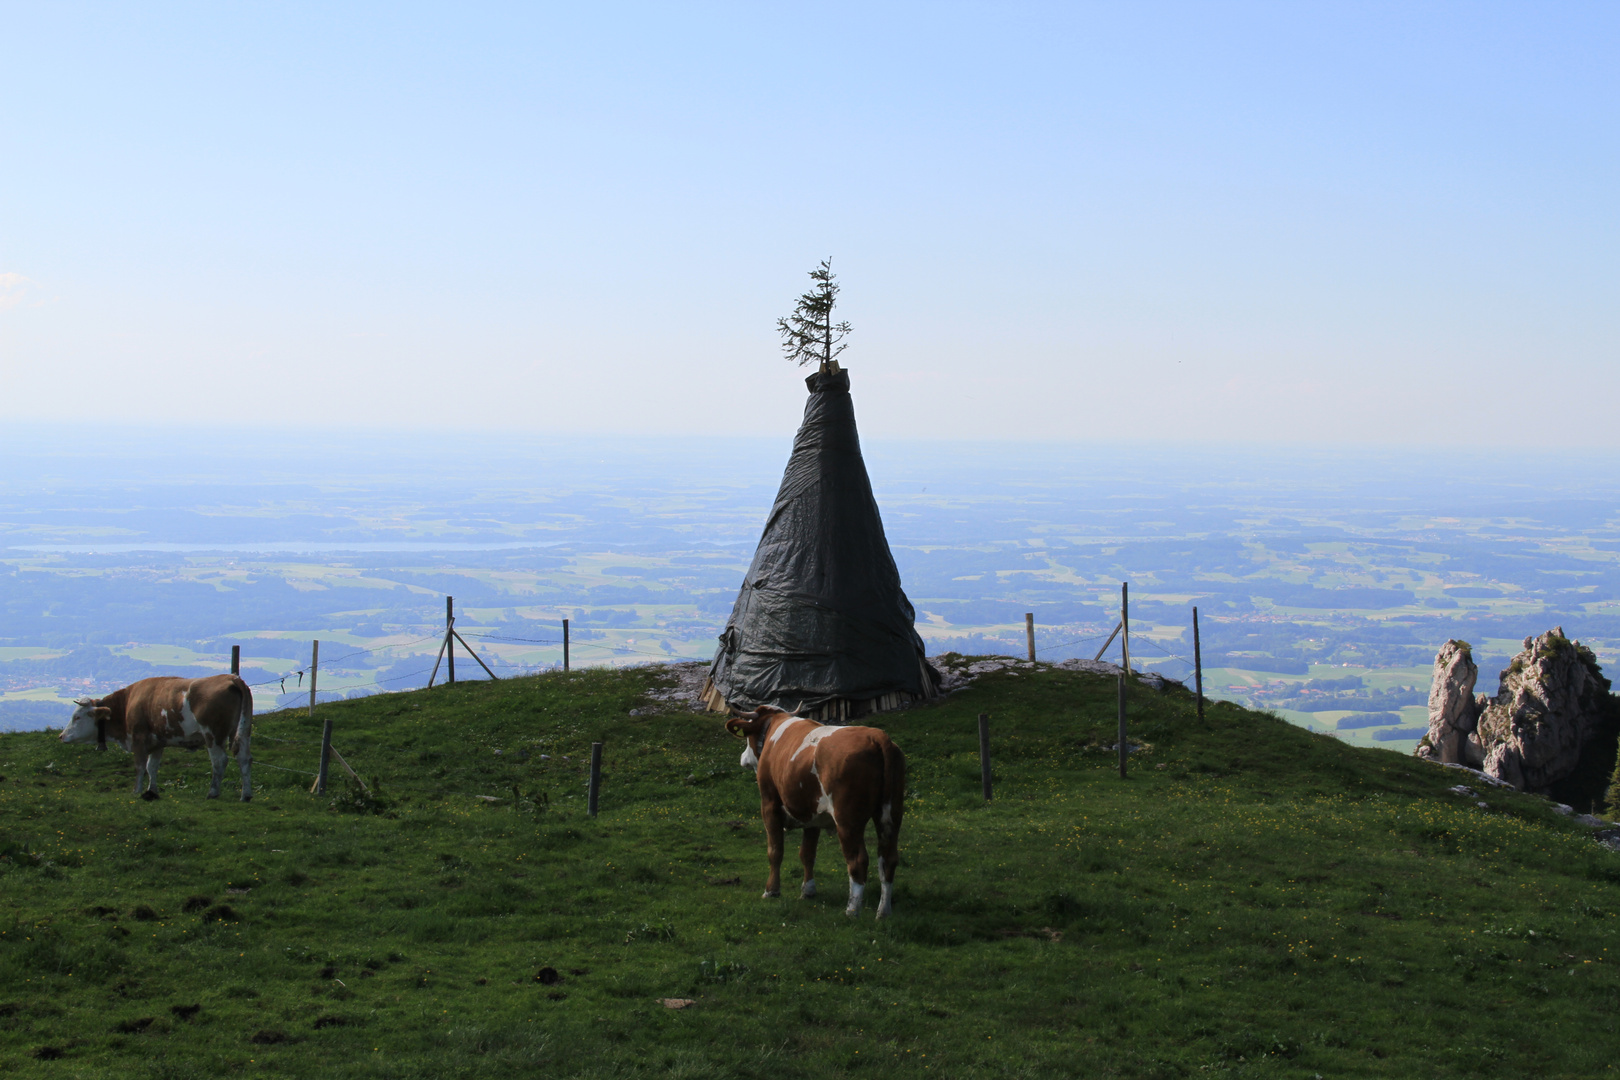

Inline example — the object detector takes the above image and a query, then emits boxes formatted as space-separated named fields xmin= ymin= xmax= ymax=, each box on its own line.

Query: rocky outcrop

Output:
xmin=1421 ymin=640 xmax=1484 ymax=766
xmin=1418 ymin=628 xmax=1616 ymax=798
xmin=1478 ymin=629 xmax=1612 ymax=792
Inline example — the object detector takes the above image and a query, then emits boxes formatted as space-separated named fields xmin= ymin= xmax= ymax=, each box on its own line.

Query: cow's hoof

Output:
xmin=761 ymin=890 xmax=781 ymax=900
xmin=800 ymin=880 xmax=817 ymax=898
xmin=240 ymin=794 xmax=252 ymax=803
xmin=206 ymin=791 xmax=220 ymax=800
xmin=140 ymin=790 xmax=160 ymax=801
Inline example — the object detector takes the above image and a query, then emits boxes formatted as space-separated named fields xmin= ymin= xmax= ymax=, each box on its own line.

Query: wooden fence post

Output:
xmin=1117 ymin=673 xmax=1128 ymax=779
xmin=1121 ymin=582 xmax=1131 ymax=674
xmin=450 ymin=626 xmax=500 ymax=680
xmin=1193 ymin=605 xmax=1204 ymax=723
xmin=313 ymin=639 xmax=334 ymax=795
xmin=230 ymin=645 xmax=240 ymax=676
xmin=1093 ymin=620 xmax=1123 ymax=662
xmin=587 ymin=741 xmax=602 ymax=816
xmin=978 ymin=713 xmax=992 ymax=801
xmin=1025 ymin=613 xmax=1035 ymax=662
xmin=563 ymin=618 xmax=570 ymax=672
xmin=446 ymin=596 xmax=456 ymax=686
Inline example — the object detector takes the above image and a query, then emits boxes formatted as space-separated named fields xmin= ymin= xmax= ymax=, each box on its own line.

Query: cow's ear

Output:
xmin=93 ymin=707 xmax=112 ymax=720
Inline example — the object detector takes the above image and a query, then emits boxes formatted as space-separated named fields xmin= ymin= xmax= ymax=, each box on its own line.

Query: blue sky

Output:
xmin=1 ymin=2 xmax=1615 ymax=444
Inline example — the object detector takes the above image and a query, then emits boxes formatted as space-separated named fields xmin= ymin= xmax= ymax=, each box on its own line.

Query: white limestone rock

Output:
xmin=1423 ymin=640 xmax=1481 ymax=765
xmin=1476 ymin=629 xmax=1612 ymax=793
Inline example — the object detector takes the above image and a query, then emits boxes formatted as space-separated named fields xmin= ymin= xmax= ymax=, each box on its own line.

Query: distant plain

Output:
xmin=4 ymin=427 xmax=1620 ymax=758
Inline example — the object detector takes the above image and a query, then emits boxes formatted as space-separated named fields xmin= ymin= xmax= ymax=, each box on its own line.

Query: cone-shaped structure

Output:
xmin=704 ymin=365 xmax=941 ymax=722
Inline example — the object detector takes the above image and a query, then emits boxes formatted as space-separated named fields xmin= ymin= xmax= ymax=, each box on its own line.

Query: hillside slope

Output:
xmin=3 ymin=663 xmax=1619 ymax=1078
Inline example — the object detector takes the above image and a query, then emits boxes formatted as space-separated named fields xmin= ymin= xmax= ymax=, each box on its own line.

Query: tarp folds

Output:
xmin=705 ymin=366 xmax=941 ymax=719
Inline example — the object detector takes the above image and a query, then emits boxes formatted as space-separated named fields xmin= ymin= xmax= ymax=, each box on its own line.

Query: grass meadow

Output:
xmin=3 ymin=663 xmax=1620 ymax=1077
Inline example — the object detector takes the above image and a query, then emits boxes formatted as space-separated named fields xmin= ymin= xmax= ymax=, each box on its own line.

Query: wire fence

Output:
xmin=1129 ymin=635 xmax=1197 ymax=670
xmin=244 ymin=633 xmax=444 ymax=692
xmin=217 ymin=592 xmax=1207 ymax=715
xmin=232 ymin=596 xmax=1214 ymax=798
xmin=1033 ymin=629 xmax=1117 ymax=656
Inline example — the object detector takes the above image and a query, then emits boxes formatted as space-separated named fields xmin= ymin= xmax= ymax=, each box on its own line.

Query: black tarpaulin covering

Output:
xmin=705 ymin=366 xmax=941 ymax=717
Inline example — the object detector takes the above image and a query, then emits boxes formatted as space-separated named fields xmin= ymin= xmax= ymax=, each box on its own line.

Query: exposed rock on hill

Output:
xmin=1479 ymin=629 xmax=1613 ymax=792
xmin=1425 ymin=640 xmax=1482 ymax=766
xmin=1418 ymin=629 xmax=1619 ymax=806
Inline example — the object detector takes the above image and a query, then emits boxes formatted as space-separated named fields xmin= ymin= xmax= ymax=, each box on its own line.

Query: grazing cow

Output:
xmin=726 ymin=705 xmax=905 ymax=918
xmin=59 ymin=675 xmax=254 ymax=801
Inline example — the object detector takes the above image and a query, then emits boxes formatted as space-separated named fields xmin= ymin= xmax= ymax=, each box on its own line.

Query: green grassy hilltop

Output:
xmin=3 ymin=663 xmax=1620 ymax=1078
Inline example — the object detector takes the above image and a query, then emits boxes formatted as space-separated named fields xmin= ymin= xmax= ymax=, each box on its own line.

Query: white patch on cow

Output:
xmin=145 ymin=749 xmax=164 ymax=792
xmin=877 ymin=871 xmax=894 ymax=919
xmin=801 ymin=878 xmax=817 ymax=898
xmin=178 ymin=698 xmax=202 ymax=739
xmin=739 ymin=742 xmax=759 ymax=770
xmin=815 ymin=790 xmax=834 ymax=821
xmin=790 ymin=725 xmax=838 ymax=762
xmin=846 ymin=876 xmax=864 ymax=916
xmin=766 ymin=717 xmax=808 ymax=746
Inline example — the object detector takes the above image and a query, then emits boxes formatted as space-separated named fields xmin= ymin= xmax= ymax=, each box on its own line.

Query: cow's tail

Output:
xmin=878 ymin=734 xmax=906 ymax=844
xmin=229 ymin=675 xmax=254 ymax=757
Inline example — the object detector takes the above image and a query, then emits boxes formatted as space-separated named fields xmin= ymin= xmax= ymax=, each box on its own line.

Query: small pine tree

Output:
xmin=777 ymin=258 xmax=852 ymax=368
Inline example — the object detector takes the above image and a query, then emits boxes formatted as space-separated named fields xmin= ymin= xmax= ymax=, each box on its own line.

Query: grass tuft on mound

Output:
xmin=3 ymin=663 xmax=1619 ymax=1077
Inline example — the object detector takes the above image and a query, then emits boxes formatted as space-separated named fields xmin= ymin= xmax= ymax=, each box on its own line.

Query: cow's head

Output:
xmin=726 ymin=706 xmax=791 ymax=770
xmin=60 ymin=697 xmax=111 ymax=746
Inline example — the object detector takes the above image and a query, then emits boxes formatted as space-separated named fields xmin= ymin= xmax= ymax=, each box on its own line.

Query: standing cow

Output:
xmin=726 ymin=705 xmax=905 ymax=918
xmin=60 ymin=675 xmax=254 ymax=801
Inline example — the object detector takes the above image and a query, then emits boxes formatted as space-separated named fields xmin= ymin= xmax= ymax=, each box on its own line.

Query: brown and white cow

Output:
xmin=725 ymin=705 xmax=905 ymax=918
xmin=59 ymin=675 xmax=254 ymax=801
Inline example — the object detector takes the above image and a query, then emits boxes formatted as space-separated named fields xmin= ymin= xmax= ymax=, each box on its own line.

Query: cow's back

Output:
xmin=123 ymin=675 xmax=246 ymax=749
xmin=123 ymin=677 xmax=193 ymax=743
xmin=762 ymin=720 xmax=896 ymax=829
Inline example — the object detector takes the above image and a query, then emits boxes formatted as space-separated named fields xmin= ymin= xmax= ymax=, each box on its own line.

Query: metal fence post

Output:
xmin=978 ymin=713 xmax=992 ymax=801
xmin=1117 ymin=673 xmax=1128 ymax=779
xmin=587 ymin=741 xmax=602 ymax=816
xmin=1193 ymin=605 xmax=1205 ymax=723
xmin=1121 ymin=582 xmax=1131 ymax=674
xmin=446 ymin=596 xmax=456 ymax=685
xmin=313 ymin=639 xmax=334 ymax=795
